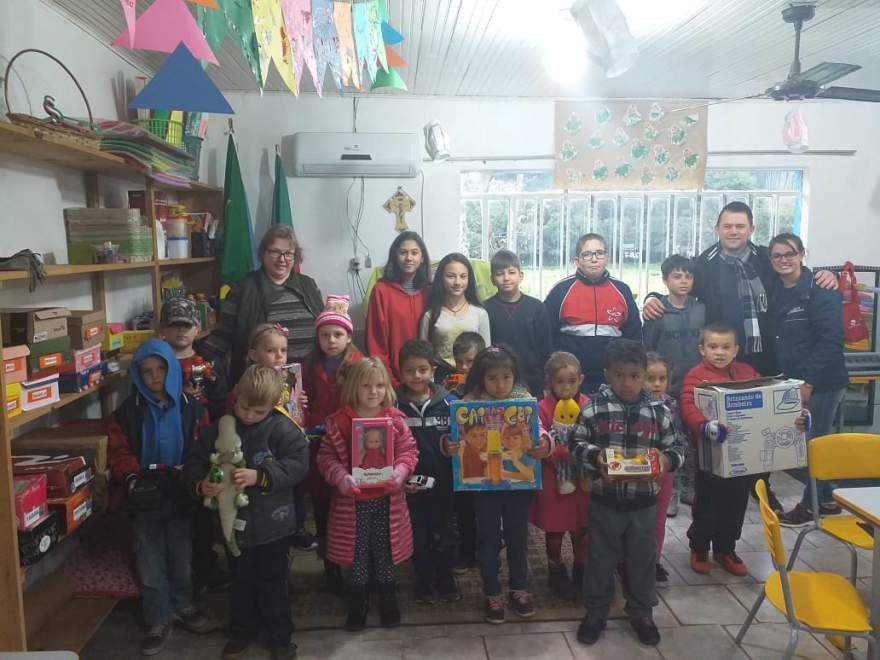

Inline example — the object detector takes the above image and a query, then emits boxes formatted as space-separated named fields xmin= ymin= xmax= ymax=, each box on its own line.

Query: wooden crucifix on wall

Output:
xmin=383 ymin=187 xmax=416 ymax=232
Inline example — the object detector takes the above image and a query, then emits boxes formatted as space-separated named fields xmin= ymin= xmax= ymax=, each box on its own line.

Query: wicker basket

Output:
xmin=3 ymin=49 xmax=100 ymax=150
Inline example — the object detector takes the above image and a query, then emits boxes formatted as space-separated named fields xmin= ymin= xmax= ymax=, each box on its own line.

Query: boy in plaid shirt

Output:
xmin=568 ymin=339 xmax=682 ymax=648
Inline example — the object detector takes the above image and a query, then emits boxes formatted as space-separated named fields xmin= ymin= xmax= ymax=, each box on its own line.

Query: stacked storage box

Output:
xmin=3 ymin=344 xmax=29 ymax=418
xmin=63 ymin=207 xmax=154 ymax=264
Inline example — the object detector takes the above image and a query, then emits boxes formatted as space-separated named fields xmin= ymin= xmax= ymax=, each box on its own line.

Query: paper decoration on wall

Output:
xmin=282 ymin=0 xmax=311 ymax=95
xmin=383 ymin=187 xmax=416 ymax=232
xmin=371 ymin=67 xmax=407 ymax=91
xmin=381 ymin=21 xmax=404 ymax=45
xmin=352 ymin=2 xmax=373 ymax=82
xmin=129 ymin=43 xmax=234 ymax=113
xmin=313 ymin=0 xmax=344 ymax=94
xmin=120 ymin=0 xmax=136 ymax=48
xmin=367 ymin=0 xmax=389 ymax=74
xmin=198 ymin=0 xmax=262 ymax=87
xmin=252 ymin=0 xmax=298 ymax=93
xmin=334 ymin=1 xmax=360 ymax=89
xmin=385 ymin=46 xmax=407 ymax=68
xmin=113 ymin=0 xmax=218 ymax=65
xmin=187 ymin=0 xmax=219 ymax=7
xmin=554 ymin=100 xmax=706 ymax=191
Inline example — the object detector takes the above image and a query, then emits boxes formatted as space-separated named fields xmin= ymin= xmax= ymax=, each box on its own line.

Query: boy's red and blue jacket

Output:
xmin=544 ymin=270 xmax=642 ymax=389
xmin=568 ymin=385 xmax=682 ymax=508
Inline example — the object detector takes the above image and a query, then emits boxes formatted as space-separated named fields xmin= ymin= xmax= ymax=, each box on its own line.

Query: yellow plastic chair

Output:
xmin=787 ymin=434 xmax=879 ymax=581
xmin=736 ymin=479 xmax=876 ymax=659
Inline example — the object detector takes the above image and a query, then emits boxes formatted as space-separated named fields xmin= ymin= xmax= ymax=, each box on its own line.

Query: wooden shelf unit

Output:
xmin=0 ymin=121 xmax=223 ymax=652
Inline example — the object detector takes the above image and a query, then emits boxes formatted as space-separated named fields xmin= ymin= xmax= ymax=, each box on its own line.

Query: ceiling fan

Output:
xmin=759 ymin=2 xmax=880 ymax=102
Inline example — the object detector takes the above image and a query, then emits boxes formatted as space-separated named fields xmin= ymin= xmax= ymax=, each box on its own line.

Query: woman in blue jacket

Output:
xmin=768 ymin=233 xmax=849 ymax=527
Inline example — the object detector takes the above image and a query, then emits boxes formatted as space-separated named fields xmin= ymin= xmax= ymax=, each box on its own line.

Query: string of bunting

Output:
xmin=118 ymin=0 xmax=407 ymax=113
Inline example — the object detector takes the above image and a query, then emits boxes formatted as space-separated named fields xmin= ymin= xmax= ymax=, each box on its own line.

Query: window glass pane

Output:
xmin=699 ymin=195 xmax=722 ymax=253
xmin=594 ymin=197 xmax=617 ymax=268
xmin=487 ymin=172 xmax=518 ymax=193
xmin=488 ymin=200 xmax=510 ymax=255
xmin=514 ymin=199 xmax=538 ymax=294
xmin=566 ymin=197 xmax=590 ymax=265
xmin=752 ymin=196 xmax=774 ymax=246
xmin=521 ymin=172 xmax=554 ymax=192
xmin=620 ymin=197 xmax=643 ymax=295
xmin=725 ymin=193 xmax=750 ymax=205
xmin=777 ymin=195 xmax=798 ymax=235
xmin=704 ymin=169 xmax=802 ymax=191
xmin=461 ymin=172 xmax=487 ymax=194
xmin=673 ymin=196 xmax=696 ymax=256
xmin=646 ymin=197 xmax=670 ymax=296
xmin=541 ymin=199 xmax=563 ymax=294
xmin=459 ymin=200 xmax=482 ymax=259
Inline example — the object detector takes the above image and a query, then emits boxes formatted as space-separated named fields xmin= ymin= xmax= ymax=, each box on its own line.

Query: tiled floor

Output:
xmin=81 ymin=473 xmax=876 ymax=659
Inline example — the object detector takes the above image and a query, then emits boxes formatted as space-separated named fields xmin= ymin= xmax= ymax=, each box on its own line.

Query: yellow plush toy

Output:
xmin=553 ymin=398 xmax=582 ymax=495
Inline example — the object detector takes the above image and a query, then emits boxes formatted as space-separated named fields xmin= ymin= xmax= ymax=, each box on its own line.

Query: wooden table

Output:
xmin=833 ymin=487 xmax=880 ymax=659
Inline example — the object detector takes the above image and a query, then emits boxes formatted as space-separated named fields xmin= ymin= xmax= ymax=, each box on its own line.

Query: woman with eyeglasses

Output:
xmin=767 ymin=233 xmax=848 ymax=528
xmin=544 ymin=233 xmax=642 ymax=395
xmin=200 ymin=224 xmax=324 ymax=387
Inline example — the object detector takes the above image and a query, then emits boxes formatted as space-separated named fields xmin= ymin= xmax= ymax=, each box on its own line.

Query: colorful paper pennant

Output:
xmin=352 ymin=1 xmax=373 ymax=82
xmin=187 ymin=0 xmax=219 ymax=7
xmin=384 ymin=45 xmax=406 ymax=68
xmin=333 ymin=1 xmax=360 ymax=89
xmin=129 ymin=43 xmax=234 ymax=113
xmin=312 ymin=0 xmax=344 ymax=94
xmin=371 ymin=67 xmax=407 ymax=91
xmin=198 ymin=1 xmax=262 ymax=88
xmin=380 ymin=21 xmax=403 ymax=45
xmin=367 ymin=0 xmax=388 ymax=73
xmin=252 ymin=0 xmax=298 ymax=93
xmin=120 ymin=0 xmax=136 ymax=48
xmin=113 ymin=0 xmax=218 ymax=65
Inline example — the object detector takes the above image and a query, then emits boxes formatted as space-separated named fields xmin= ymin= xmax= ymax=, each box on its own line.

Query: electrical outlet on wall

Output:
xmin=349 ymin=256 xmax=361 ymax=272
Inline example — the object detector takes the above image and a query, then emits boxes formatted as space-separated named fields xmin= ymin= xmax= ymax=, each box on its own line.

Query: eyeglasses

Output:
xmin=770 ymin=251 xmax=800 ymax=262
xmin=578 ymin=250 xmax=607 ymax=260
xmin=266 ymin=249 xmax=296 ymax=262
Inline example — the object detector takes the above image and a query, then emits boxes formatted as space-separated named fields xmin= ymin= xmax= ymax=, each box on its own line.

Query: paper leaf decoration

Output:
xmin=120 ymin=0 xmax=136 ymax=48
xmin=113 ymin=0 xmax=218 ymax=65
xmin=187 ymin=0 xmax=219 ymax=7
xmin=367 ymin=0 xmax=388 ymax=73
xmin=129 ymin=43 xmax=234 ymax=113
xmin=313 ymin=0 xmax=344 ymax=94
xmin=334 ymin=1 xmax=360 ymax=89
xmin=380 ymin=21 xmax=404 ymax=45
xmin=385 ymin=45 xmax=406 ymax=68
xmin=371 ymin=67 xmax=406 ymax=91
xmin=252 ymin=0 xmax=299 ymax=94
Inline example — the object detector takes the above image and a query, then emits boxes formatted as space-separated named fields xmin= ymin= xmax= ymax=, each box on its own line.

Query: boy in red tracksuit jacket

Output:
xmin=679 ymin=322 xmax=760 ymax=577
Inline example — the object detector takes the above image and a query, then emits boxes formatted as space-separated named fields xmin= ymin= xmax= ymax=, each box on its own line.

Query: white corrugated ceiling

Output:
xmin=43 ymin=0 xmax=880 ymax=99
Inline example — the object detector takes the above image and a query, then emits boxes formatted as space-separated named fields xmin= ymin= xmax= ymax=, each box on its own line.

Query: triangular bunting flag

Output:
xmin=252 ymin=0 xmax=298 ymax=94
xmin=381 ymin=21 xmax=404 ymax=45
xmin=384 ymin=45 xmax=406 ymax=68
xmin=120 ymin=0 xmax=136 ymax=48
xmin=313 ymin=0 xmax=344 ymax=94
xmin=113 ymin=0 xmax=218 ymax=65
xmin=281 ymin=0 xmax=315 ymax=96
xmin=129 ymin=43 xmax=234 ymax=113
xmin=371 ymin=67 xmax=407 ymax=91
xmin=352 ymin=2 xmax=374 ymax=83
xmin=334 ymin=1 xmax=360 ymax=89
xmin=187 ymin=0 xmax=219 ymax=7
xmin=367 ymin=0 xmax=388 ymax=73
xmin=199 ymin=0 xmax=262 ymax=88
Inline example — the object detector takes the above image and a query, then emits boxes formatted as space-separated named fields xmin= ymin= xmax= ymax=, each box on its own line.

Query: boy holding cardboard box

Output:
xmin=568 ymin=339 xmax=681 ymax=647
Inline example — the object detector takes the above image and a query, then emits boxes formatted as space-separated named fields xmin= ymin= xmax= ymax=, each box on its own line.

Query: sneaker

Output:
xmin=509 ymin=589 xmax=535 ymax=618
xmin=454 ymin=557 xmax=475 ymax=575
xmin=779 ymin=502 xmax=815 ymax=528
xmin=290 ymin=529 xmax=319 ymax=551
xmin=680 ymin=488 xmax=694 ymax=506
xmin=819 ymin=501 xmax=842 ymax=516
xmin=140 ymin=623 xmax=171 ymax=656
xmin=436 ymin=574 xmax=462 ymax=603
xmin=271 ymin=642 xmax=298 ymax=660
xmin=655 ymin=563 xmax=669 ymax=583
xmin=714 ymin=551 xmax=749 ymax=576
xmin=547 ymin=561 xmax=578 ymax=601
xmin=576 ymin=615 xmax=605 ymax=645
xmin=767 ymin=488 xmax=785 ymax=515
xmin=690 ymin=550 xmax=710 ymax=575
xmin=667 ymin=492 xmax=680 ymax=518
xmin=630 ymin=617 xmax=661 ymax=646
xmin=222 ymin=638 xmax=251 ymax=660
xmin=174 ymin=606 xmax=218 ymax=634
xmin=485 ymin=595 xmax=505 ymax=624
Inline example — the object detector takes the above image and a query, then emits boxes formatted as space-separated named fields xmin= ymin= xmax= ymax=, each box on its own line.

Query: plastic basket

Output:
xmin=135 ymin=118 xmax=184 ymax=148
xmin=183 ymin=135 xmax=203 ymax=181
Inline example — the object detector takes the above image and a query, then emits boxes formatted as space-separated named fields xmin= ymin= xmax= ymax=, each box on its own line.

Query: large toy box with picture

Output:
xmin=695 ymin=377 xmax=807 ymax=478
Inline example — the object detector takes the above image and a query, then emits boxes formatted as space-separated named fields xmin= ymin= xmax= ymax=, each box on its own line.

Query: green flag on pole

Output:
xmin=221 ymin=132 xmax=256 ymax=287
xmin=270 ymin=146 xmax=293 ymax=227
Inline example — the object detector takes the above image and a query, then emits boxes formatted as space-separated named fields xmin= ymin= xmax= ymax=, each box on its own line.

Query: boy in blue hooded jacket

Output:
xmin=107 ymin=339 xmax=216 ymax=656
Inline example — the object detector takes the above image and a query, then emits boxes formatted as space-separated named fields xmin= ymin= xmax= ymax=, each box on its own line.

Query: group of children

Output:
xmin=110 ymin=232 xmax=784 ymax=657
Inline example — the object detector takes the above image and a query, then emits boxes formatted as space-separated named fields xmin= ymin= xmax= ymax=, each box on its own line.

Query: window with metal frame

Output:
xmin=460 ymin=169 xmax=804 ymax=299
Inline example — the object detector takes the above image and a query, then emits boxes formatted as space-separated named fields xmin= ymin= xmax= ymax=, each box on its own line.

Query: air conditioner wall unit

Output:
xmin=291 ymin=132 xmax=420 ymax=178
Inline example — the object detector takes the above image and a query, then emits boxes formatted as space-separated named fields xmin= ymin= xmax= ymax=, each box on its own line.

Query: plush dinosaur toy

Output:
xmin=553 ymin=398 xmax=582 ymax=495
xmin=204 ymin=415 xmax=249 ymax=557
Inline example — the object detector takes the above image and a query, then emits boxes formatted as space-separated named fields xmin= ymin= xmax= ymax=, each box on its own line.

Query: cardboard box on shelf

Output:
xmin=20 ymin=373 xmax=60 ymax=411
xmin=102 ymin=326 xmax=124 ymax=352
xmin=59 ymin=362 xmax=103 ymax=393
xmin=2 ymin=307 xmax=70 ymax=344
xmin=695 ymin=377 xmax=807 ymax=478
xmin=12 ymin=452 xmax=95 ymax=498
xmin=48 ymin=486 xmax=93 ymax=534
xmin=69 ymin=344 xmax=101 ymax=373
xmin=18 ymin=510 xmax=61 ymax=567
xmin=13 ymin=422 xmax=108 ymax=472
xmin=6 ymin=381 xmax=22 ymax=418
xmin=14 ymin=474 xmax=48 ymax=531
xmin=67 ymin=309 xmax=106 ymax=349
xmin=120 ymin=330 xmax=154 ymax=353
xmin=27 ymin=335 xmax=71 ymax=375
xmin=2 ymin=344 xmax=30 ymax=383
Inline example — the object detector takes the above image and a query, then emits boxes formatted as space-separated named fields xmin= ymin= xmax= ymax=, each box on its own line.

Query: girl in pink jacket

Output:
xmin=317 ymin=358 xmax=418 ymax=632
